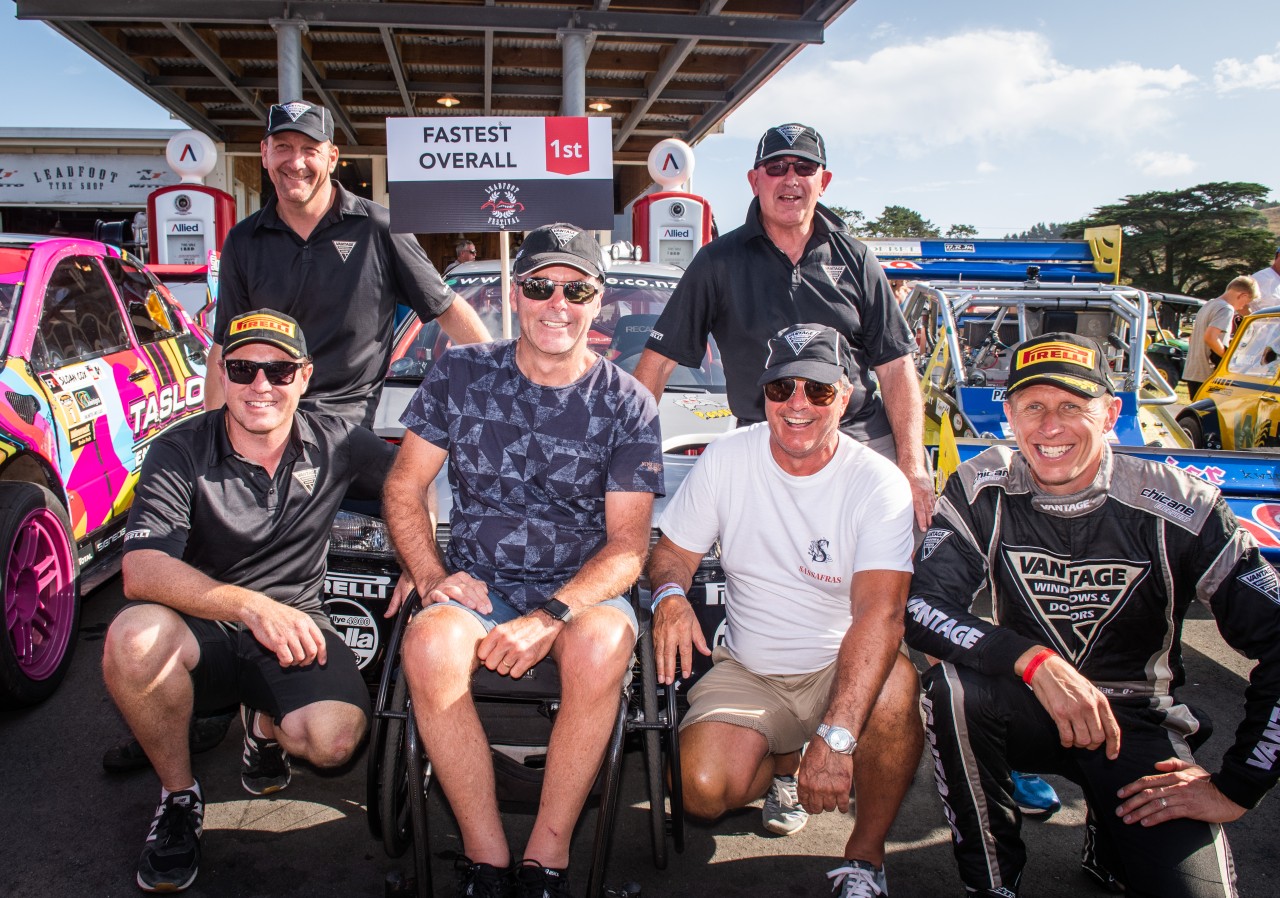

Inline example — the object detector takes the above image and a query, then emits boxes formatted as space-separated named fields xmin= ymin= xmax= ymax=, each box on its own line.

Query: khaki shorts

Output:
xmin=679 ymin=645 xmax=836 ymax=754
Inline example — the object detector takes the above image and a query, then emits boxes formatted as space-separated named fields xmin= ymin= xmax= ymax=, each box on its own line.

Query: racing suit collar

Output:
xmin=1011 ymin=443 xmax=1114 ymax=518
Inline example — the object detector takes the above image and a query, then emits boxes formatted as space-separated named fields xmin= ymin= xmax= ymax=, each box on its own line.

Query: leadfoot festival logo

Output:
xmin=481 ymin=182 xmax=525 ymax=227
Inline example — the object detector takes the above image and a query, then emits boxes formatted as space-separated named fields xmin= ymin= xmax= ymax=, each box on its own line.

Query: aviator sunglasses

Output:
xmin=759 ymin=159 xmax=821 ymax=178
xmin=516 ymin=277 xmax=600 ymax=304
xmin=763 ymin=377 xmax=839 ymax=407
xmin=223 ymin=358 xmax=307 ymax=386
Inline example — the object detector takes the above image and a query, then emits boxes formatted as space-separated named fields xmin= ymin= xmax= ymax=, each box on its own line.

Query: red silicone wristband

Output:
xmin=1021 ymin=648 xmax=1057 ymax=686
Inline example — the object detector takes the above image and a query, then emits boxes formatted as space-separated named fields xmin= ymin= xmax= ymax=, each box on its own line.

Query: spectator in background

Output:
xmin=443 ymin=238 xmax=478 ymax=275
xmin=1249 ymin=247 xmax=1280 ymax=312
xmin=1183 ymin=276 xmax=1258 ymax=399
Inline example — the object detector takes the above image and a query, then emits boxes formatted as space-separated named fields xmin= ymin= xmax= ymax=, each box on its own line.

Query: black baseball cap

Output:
xmin=223 ymin=310 xmax=309 ymax=359
xmin=513 ymin=223 xmax=605 ymax=279
xmin=757 ymin=324 xmax=849 ymax=386
xmin=264 ymin=101 xmax=335 ymax=143
xmin=1006 ymin=332 xmax=1113 ymax=399
xmin=754 ymin=123 xmax=827 ymax=168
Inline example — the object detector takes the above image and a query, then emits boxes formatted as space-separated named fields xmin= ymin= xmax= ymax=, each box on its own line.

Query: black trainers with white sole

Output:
xmin=240 ymin=706 xmax=291 ymax=796
xmin=136 ymin=783 xmax=204 ymax=892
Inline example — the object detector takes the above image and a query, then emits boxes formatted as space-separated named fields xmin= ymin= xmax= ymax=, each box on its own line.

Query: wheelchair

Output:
xmin=366 ymin=589 xmax=684 ymax=897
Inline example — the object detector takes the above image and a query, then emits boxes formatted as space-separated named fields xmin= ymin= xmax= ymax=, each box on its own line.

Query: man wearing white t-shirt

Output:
xmin=646 ymin=323 xmax=922 ymax=898
xmin=1250 ymin=247 xmax=1280 ymax=312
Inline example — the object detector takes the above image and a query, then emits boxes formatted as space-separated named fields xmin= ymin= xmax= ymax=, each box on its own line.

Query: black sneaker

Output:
xmin=104 ymin=710 xmax=237 ymax=773
xmin=455 ymin=856 xmax=514 ymax=898
xmin=240 ymin=706 xmax=291 ymax=796
xmin=136 ymin=784 xmax=203 ymax=892
xmin=514 ymin=861 xmax=572 ymax=898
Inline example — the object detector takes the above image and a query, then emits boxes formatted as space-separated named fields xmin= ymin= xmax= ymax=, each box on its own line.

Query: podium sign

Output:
xmin=386 ymin=116 xmax=614 ymax=232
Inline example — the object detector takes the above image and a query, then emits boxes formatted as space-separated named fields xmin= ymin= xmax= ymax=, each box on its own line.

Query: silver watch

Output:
xmin=816 ymin=723 xmax=857 ymax=755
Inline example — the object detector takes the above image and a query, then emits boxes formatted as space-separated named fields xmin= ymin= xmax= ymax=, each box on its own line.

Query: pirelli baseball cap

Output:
xmin=223 ymin=310 xmax=309 ymax=359
xmin=757 ymin=323 xmax=849 ymax=386
xmin=753 ymin=123 xmax=827 ymax=168
xmin=1006 ymin=332 xmax=1113 ymax=399
xmin=264 ymin=101 xmax=335 ymax=143
xmin=512 ymin=223 xmax=606 ymax=279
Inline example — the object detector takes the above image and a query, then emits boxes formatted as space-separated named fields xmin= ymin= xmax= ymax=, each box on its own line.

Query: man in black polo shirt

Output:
xmin=103 ymin=310 xmax=394 ymax=893
xmin=633 ymin=123 xmax=932 ymax=532
xmin=206 ymin=100 xmax=492 ymax=426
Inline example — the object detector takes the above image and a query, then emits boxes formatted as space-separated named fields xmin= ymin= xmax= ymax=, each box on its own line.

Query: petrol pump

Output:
xmin=146 ymin=130 xmax=236 ymax=265
xmin=631 ymin=138 xmax=713 ymax=266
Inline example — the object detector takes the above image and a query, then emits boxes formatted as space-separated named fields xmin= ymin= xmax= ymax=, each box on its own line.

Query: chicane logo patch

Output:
xmin=784 ymin=327 xmax=820 ymax=355
xmin=1239 ymin=566 xmax=1280 ymax=606
xmin=333 ymin=240 xmax=356 ymax=261
xmin=921 ymin=528 xmax=952 ymax=560
xmin=822 ymin=264 xmax=846 ymax=284
xmin=1004 ymin=547 xmax=1148 ymax=664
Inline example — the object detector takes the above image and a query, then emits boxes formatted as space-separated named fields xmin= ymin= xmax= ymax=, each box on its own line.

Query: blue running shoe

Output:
xmin=1011 ymin=771 xmax=1061 ymax=818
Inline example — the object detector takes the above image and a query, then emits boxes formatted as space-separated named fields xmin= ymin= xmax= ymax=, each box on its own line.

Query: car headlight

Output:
xmin=329 ymin=509 xmax=395 ymax=559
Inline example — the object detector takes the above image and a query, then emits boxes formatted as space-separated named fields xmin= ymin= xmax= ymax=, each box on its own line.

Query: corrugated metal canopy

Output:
xmin=15 ymin=0 xmax=859 ymax=207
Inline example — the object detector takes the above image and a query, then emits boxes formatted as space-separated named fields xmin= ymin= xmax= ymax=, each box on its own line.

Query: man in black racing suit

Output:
xmin=904 ymin=332 xmax=1280 ymax=898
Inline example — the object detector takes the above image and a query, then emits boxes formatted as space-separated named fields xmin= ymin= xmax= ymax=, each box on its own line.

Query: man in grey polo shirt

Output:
xmin=103 ymin=310 xmax=395 ymax=893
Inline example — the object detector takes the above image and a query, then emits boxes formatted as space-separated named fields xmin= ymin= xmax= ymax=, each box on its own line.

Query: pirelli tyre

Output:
xmin=0 ymin=482 xmax=81 ymax=708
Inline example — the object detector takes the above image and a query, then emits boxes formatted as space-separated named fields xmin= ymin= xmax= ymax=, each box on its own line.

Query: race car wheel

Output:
xmin=1152 ymin=357 xmax=1181 ymax=390
xmin=1179 ymin=415 xmax=1205 ymax=449
xmin=0 ymin=483 xmax=80 ymax=708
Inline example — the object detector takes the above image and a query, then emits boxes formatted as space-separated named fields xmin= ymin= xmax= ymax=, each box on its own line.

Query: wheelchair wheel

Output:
xmin=367 ymin=593 xmax=419 ymax=841
xmin=638 ymin=625 xmax=668 ymax=870
xmin=379 ymin=668 xmax=418 ymax=858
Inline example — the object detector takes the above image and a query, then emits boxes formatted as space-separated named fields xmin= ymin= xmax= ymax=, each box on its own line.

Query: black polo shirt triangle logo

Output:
xmin=333 ymin=240 xmax=356 ymax=262
xmin=293 ymin=466 xmax=318 ymax=495
xmin=1239 ymin=565 xmax=1280 ymax=606
xmin=776 ymin=124 xmax=806 ymax=145
xmin=1004 ymin=546 xmax=1149 ymax=665
xmin=822 ymin=264 xmax=846 ymax=284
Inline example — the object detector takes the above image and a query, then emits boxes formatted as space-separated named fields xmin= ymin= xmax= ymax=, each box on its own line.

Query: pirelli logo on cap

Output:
xmin=230 ymin=314 xmax=297 ymax=339
xmin=1016 ymin=341 xmax=1096 ymax=371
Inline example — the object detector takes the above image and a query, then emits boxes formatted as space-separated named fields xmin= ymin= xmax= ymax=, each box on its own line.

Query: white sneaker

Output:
xmin=762 ymin=774 xmax=808 ymax=835
xmin=827 ymin=860 xmax=888 ymax=897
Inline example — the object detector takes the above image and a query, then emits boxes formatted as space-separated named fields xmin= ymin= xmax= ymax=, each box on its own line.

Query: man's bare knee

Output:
xmin=555 ymin=608 xmax=634 ymax=695
xmin=403 ymin=606 xmax=482 ymax=677
xmin=103 ymin=605 xmax=193 ymax=685
xmin=860 ymin=654 xmax=924 ymax=752
xmin=679 ymin=721 xmax=770 ymax=821
xmin=279 ymin=703 xmax=367 ymax=767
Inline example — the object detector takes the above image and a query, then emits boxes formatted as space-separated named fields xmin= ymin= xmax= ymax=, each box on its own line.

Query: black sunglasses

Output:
xmin=223 ymin=359 xmax=307 ymax=386
xmin=763 ymin=377 xmax=839 ymax=407
xmin=517 ymin=277 xmax=600 ymax=304
xmin=759 ymin=159 xmax=821 ymax=178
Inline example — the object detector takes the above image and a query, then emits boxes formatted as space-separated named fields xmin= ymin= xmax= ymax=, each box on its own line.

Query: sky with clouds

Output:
xmin=2 ymin=0 xmax=1276 ymax=237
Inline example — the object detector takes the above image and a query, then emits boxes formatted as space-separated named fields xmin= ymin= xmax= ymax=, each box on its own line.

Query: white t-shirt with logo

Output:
xmin=657 ymin=423 xmax=914 ymax=676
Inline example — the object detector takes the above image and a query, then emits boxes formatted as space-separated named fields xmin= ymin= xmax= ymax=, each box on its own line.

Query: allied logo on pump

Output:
xmin=1005 ymin=547 xmax=1148 ymax=663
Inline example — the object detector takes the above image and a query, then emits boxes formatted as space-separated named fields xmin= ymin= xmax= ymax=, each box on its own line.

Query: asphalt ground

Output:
xmin=2 ymin=578 xmax=1277 ymax=898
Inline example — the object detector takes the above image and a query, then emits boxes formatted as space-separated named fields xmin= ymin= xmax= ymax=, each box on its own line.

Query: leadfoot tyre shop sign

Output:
xmin=385 ymin=116 xmax=613 ymax=232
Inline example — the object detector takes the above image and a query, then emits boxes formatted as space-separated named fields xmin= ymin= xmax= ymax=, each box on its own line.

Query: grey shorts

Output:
xmin=679 ymin=645 xmax=836 ymax=754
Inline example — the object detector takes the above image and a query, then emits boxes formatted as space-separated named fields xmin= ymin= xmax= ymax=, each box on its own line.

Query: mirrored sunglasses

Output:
xmin=517 ymin=277 xmax=600 ymax=304
xmin=223 ymin=359 xmax=306 ymax=386
xmin=759 ymin=159 xmax=821 ymax=178
xmin=763 ymin=377 xmax=838 ymax=407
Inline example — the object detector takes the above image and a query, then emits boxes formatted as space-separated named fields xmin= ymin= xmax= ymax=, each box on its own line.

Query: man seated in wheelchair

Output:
xmin=647 ymin=323 xmax=923 ymax=898
xmin=382 ymin=223 xmax=664 ymax=898
xmin=103 ymin=311 xmax=396 ymax=893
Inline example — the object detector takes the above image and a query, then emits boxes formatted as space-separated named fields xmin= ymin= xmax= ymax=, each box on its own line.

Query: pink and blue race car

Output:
xmin=0 ymin=234 xmax=207 ymax=707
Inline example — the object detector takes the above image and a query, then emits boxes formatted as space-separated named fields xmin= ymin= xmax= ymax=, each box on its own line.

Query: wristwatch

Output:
xmin=816 ymin=723 xmax=857 ymax=755
xmin=537 ymin=598 xmax=573 ymax=623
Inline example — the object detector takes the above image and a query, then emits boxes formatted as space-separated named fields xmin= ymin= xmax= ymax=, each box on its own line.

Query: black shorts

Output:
xmin=122 ymin=603 xmax=371 ymax=723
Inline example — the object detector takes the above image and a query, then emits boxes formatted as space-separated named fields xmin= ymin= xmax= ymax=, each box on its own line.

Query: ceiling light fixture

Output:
xmin=588 ymin=99 xmax=612 ymax=112
xmin=437 ymin=94 xmax=460 ymax=108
